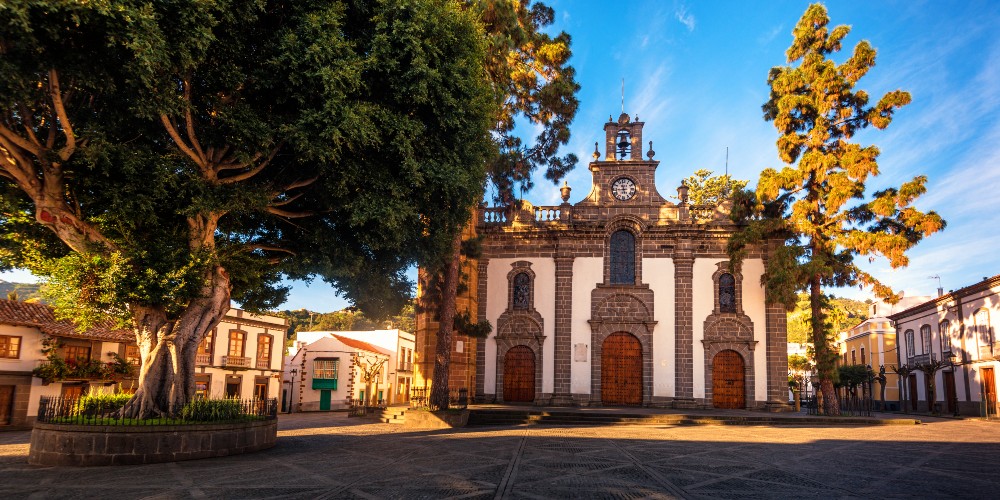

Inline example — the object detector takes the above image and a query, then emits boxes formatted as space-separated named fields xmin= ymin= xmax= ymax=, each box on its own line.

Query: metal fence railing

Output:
xmin=806 ymin=394 xmax=873 ymax=417
xmin=36 ymin=396 xmax=278 ymax=425
xmin=408 ymin=387 xmax=468 ymax=410
xmin=348 ymin=399 xmax=386 ymax=417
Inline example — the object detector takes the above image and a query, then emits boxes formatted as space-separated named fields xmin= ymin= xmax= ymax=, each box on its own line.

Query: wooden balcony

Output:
xmin=196 ymin=353 xmax=211 ymax=366
xmin=221 ymin=355 xmax=252 ymax=369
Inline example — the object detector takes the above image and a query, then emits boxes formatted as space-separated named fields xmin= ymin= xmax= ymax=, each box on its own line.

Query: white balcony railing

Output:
xmin=221 ymin=355 xmax=252 ymax=368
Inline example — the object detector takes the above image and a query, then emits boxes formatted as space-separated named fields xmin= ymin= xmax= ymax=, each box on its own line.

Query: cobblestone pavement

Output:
xmin=3 ymin=412 xmax=1000 ymax=499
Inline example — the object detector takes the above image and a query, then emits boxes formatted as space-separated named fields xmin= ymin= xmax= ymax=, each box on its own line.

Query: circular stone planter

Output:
xmin=28 ymin=419 xmax=277 ymax=466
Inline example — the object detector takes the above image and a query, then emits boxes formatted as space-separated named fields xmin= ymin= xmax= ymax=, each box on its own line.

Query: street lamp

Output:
xmin=289 ymin=368 xmax=298 ymax=414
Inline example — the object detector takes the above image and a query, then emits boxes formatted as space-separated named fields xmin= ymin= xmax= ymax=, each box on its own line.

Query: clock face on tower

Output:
xmin=612 ymin=177 xmax=636 ymax=201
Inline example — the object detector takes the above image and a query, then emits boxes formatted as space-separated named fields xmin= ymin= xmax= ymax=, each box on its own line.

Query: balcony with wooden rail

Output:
xmin=196 ymin=353 xmax=211 ymax=366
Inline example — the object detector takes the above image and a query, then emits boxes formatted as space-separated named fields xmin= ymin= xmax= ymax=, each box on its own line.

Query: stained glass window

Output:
xmin=610 ymin=230 xmax=635 ymax=284
xmin=513 ymin=272 xmax=531 ymax=309
xmin=719 ymin=273 xmax=736 ymax=313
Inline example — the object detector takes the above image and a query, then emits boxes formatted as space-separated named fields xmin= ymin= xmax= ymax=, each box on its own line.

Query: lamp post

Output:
xmin=289 ymin=368 xmax=298 ymax=414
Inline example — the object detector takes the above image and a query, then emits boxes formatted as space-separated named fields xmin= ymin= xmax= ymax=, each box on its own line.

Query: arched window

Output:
xmin=939 ymin=320 xmax=952 ymax=353
xmin=904 ymin=330 xmax=915 ymax=358
xmin=920 ymin=324 xmax=932 ymax=355
xmin=609 ymin=230 xmax=635 ymax=284
xmin=512 ymin=272 xmax=531 ymax=310
xmin=719 ymin=273 xmax=736 ymax=313
xmin=975 ymin=309 xmax=993 ymax=350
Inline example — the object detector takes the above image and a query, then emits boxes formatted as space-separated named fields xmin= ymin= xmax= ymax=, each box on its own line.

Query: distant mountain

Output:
xmin=0 ymin=280 xmax=42 ymax=302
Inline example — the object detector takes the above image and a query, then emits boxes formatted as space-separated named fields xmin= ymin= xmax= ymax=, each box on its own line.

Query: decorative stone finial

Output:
xmin=647 ymin=141 xmax=655 ymax=160
xmin=592 ymin=142 xmax=600 ymax=161
xmin=560 ymin=181 xmax=572 ymax=203
xmin=617 ymin=112 xmax=630 ymax=125
xmin=677 ymin=182 xmax=690 ymax=205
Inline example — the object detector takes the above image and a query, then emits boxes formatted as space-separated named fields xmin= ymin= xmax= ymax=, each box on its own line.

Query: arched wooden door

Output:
xmin=602 ymin=332 xmax=643 ymax=406
xmin=503 ymin=346 xmax=535 ymax=402
xmin=712 ymin=350 xmax=745 ymax=409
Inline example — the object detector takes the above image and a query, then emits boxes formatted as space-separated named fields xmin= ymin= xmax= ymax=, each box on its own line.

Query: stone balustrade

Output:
xmin=221 ymin=355 xmax=252 ymax=368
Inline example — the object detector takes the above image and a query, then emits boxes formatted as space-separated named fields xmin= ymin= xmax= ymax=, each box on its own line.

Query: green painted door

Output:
xmin=319 ymin=390 xmax=331 ymax=411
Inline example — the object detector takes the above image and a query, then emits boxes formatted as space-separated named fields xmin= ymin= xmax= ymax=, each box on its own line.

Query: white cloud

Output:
xmin=758 ymin=25 xmax=784 ymax=46
xmin=675 ymin=5 xmax=695 ymax=32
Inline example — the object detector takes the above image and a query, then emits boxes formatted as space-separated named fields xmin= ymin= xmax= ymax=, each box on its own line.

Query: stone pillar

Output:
xmin=552 ymin=255 xmax=575 ymax=404
xmin=475 ymin=258 xmax=489 ymax=402
xmin=763 ymin=240 xmax=792 ymax=412
xmin=765 ymin=300 xmax=792 ymax=411
xmin=673 ymin=250 xmax=695 ymax=407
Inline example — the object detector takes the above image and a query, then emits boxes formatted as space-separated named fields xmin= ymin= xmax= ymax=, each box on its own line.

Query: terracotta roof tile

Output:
xmin=332 ymin=334 xmax=392 ymax=356
xmin=0 ymin=299 xmax=133 ymax=343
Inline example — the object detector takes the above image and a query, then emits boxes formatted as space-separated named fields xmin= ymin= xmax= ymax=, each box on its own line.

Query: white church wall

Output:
xmin=483 ymin=257 xmax=556 ymax=395
xmin=692 ymin=258 xmax=725 ymax=399
xmin=644 ymin=257 xmax=676 ymax=397
xmin=571 ymin=257 xmax=603 ymax=394
xmin=742 ymin=258 xmax=768 ymax=401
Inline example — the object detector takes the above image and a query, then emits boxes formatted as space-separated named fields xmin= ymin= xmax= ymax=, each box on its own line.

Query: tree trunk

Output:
xmin=430 ymin=230 xmax=463 ymax=410
xmin=120 ymin=265 xmax=231 ymax=418
xmin=809 ymin=270 xmax=840 ymax=416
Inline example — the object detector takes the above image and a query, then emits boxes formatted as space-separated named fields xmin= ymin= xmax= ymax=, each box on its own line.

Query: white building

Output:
xmin=0 ymin=299 xmax=285 ymax=428
xmin=194 ymin=309 xmax=287 ymax=401
xmin=890 ymin=275 xmax=999 ymax=415
xmin=0 ymin=298 xmax=136 ymax=427
xmin=283 ymin=329 xmax=415 ymax=412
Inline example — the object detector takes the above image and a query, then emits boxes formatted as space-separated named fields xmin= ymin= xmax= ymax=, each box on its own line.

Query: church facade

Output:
xmin=469 ymin=112 xmax=789 ymax=409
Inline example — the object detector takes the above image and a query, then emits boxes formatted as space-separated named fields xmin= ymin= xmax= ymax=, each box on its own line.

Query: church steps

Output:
xmin=466 ymin=409 xmax=919 ymax=427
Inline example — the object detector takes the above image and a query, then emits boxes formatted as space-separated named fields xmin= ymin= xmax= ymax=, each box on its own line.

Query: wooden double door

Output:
xmin=503 ymin=346 xmax=535 ymax=402
xmin=712 ymin=350 xmax=745 ymax=409
xmin=601 ymin=332 xmax=642 ymax=406
xmin=0 ymin=386 xmax=13 ymax=425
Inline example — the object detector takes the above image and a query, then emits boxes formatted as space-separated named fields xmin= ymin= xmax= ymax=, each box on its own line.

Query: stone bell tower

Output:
xmin=604 ymin=112 xmax=645 ymax=161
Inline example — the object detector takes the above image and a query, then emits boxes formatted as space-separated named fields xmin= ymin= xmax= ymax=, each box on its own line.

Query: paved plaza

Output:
xmin=2 ymin=412 xmax=1000 ymax=499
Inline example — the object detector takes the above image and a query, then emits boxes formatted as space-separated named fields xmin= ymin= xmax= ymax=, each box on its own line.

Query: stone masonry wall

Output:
xmin=28 ymin=419 xmax=277 ymax=466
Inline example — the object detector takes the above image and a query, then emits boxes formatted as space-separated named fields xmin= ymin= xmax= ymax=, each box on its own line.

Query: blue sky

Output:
xmin=3 ymin=1 xmax=999 ymax=311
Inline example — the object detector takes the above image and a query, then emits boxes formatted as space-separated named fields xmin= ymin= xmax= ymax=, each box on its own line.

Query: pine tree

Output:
xmin=729 ymin=4 xmax=945 ymax=416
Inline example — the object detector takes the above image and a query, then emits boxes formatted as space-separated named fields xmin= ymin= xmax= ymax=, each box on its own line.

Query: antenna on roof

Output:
xmin=928 ymin=275 xmax=943 ymax=297
xmin=621 ymin=78 xmax=625 ymax=113
xmin=725 ymin=147 xmax=729 ymax=177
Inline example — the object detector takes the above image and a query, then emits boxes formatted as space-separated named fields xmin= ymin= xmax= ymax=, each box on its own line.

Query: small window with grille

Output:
xmin=719 ymin=273 xmax=736 ymax=313
xmin=512 ymin=272 xmax=531 ymax=309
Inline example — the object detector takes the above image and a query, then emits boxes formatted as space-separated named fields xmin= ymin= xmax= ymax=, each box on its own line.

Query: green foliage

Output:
xmin=0 ymin=280 xmax=41 ymax=301
xmin=73 ymin=392 xmax=132 ymax=416
xmin=786 ymin=293 xmax=868 ymax=344
xmin=676 ymin=169 xmax=748 ymax=206
xmin=472 ymin=0 xmax=580 ymax=204
xmin=0 ymin=0 xmax=497 ymax=326
xmin=837 ymin=364 xmax=870 ymax=388
xmin=454 ymin=310 xmax=492 ymax=339
xmin=31 ymin=338 xmax=135 ymax=383
xmin=729 ymin=4 xmax=945 ymax=386
xmin=180 ymin=398 xmax=243 ymax=422
xmin=279 ymin=301 xmax=416 ymax=344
